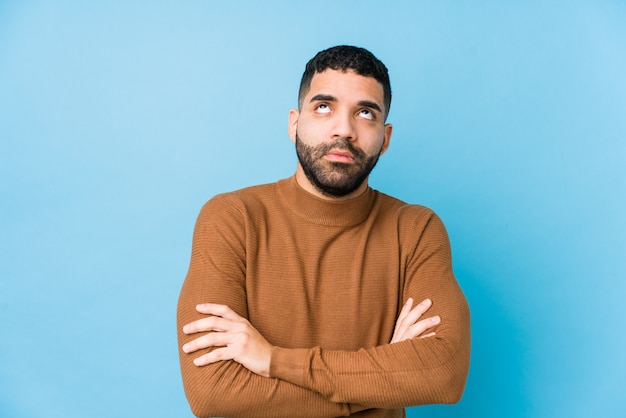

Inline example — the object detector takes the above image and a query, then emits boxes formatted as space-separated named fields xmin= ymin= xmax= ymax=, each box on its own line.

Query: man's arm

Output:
xmin=181 ymin=206 xmax=470 ymax=410
xmin=177 ymin=196 xmax=359 ymax=418
xmin=182 ymin=296 xmax=440 ymax=374
xmin=267 ymin=212 xmax=470 ymax=407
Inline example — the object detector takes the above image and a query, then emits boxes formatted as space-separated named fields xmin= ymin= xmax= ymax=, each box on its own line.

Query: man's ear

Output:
xmin=288 ymin=109 xmax=299 ymax=143
xmin=380 ymin=123 xmax=393 ymax=155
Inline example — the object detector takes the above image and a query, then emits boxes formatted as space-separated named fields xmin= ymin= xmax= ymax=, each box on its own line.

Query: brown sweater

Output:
xmin=177 ymin=176 xmax=470 ymax=418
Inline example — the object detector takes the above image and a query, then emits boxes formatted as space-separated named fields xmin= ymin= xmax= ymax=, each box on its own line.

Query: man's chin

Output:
xmin=314 ymin=178 xmax=363 ymax=197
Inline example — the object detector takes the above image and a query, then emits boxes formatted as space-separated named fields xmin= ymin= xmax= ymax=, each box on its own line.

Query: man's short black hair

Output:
xmin=298 ymin=45 xmax=392 ymax=119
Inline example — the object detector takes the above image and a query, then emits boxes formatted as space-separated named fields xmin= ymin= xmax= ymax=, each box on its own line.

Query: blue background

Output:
xmin=1 ymin=1 xmax=625 ymax=417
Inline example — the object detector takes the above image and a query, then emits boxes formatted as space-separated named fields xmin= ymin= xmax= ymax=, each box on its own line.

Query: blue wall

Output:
xmin=1 ymin=1 xmax=624 ymax=417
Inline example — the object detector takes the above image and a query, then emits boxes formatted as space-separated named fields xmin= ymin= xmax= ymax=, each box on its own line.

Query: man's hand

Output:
xmin=182 ymin=304 xmax=273 ymax=377
xmin=390 ymin=298 xmax=441 ymax=343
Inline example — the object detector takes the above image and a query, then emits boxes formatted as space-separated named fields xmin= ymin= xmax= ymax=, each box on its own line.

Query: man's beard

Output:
xmin=295 ymin=133 xmax=382 ymax=198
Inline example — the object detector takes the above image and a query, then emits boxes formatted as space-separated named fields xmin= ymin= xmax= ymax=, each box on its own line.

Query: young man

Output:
xmin=177 ymin=45 xmax=470 ymax=418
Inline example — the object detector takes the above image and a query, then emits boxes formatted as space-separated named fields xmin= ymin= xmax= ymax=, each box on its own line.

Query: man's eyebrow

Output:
xmin=309 ymin=94 xmax=336 ymax=103
xmin=358 ymin=100 xmax=383 ymax=114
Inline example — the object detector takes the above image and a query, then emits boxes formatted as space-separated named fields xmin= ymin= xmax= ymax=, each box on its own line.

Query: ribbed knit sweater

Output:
xmin=177 ymin=176 xmax=470 ymax=418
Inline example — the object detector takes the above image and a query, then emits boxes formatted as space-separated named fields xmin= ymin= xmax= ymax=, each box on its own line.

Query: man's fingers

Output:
xmin=192 ymin=346 xmax=233 ymax=366
xmin=183 ymin=315 xmax=232 ymax=335
xmin=398 ymin=298 xmax=414 ymax=321
xmin=405 ymin=316 xmax=440 ymax=339
xmin=395 ymin=298 xmax=432 ymax=331
xmin=391 ymin=298 xmax=440 ymax=343
xmin=195 ymin=303 xmax=242 ymax=320
xmin=402 ymin=298 xmax=432 ymax=325
xmin=181 ymin=303 xmax=273 ymax=376
xmin=183 ymin=304 xmax=247 ymax=335
xmin=182 ymin=330 xmax=232 ymax=354
xmin=393 ymin=298 xmax=414 ymax=335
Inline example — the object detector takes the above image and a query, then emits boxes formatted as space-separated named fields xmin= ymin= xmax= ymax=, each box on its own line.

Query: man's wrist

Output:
xmin=270 ymin=346 xmax=311 ymax=386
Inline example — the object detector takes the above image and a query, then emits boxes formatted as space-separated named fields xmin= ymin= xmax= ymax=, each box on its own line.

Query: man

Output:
xmin=177 ymin=45 xmax=470 ymax=418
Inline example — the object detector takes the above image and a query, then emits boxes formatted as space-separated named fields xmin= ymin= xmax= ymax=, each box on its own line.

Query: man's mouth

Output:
xmin=325 ymin=150 xmax=355 ymax=163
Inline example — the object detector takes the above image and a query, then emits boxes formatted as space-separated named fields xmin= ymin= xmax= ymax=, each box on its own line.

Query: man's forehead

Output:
xmin=306 ymin=69 xmax=385 ymax=102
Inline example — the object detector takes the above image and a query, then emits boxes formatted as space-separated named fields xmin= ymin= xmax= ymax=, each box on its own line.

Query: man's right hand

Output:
xmin=390 ymin=298 xmax=441 ymax=343
xmin=182 ymin=304 xmax=273 ymax=377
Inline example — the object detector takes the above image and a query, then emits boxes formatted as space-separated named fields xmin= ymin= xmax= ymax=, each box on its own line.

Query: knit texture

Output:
xmin=177 ymin=176 xmax=470 ymax=417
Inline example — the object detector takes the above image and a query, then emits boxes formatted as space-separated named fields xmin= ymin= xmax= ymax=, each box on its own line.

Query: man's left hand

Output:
xmin=182 ymin=303 xmax=273 ymax=377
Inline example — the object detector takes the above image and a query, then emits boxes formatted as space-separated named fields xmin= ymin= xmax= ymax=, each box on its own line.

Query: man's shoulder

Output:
xmin=373 ymin=191 xmax=450 ymax=242
xmin=201 ymin=180 xmax=281 ymax=213
xmin=223 ymin=181 xmax=278 ymax=199
xmin=374 ymin=190 xmax=437 ymax=219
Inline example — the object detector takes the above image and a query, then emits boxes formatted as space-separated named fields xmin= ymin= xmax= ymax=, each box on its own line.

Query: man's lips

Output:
xmin=325 ymin=150 xmax=355 ymax=162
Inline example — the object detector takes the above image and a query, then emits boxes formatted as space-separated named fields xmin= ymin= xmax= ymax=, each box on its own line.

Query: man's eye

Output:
xmin=359 ymin=109 xmax=374 ymax=120
xmin=315 ymin=104 xmax=331 ymax=113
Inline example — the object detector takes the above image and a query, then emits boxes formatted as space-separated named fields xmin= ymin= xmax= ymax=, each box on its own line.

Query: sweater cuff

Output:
xmin=270 ymin=346 xmax=311 ymax=388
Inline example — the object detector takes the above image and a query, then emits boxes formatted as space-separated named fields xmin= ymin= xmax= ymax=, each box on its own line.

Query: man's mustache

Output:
xmin=314 ymin=139 xmax=366 ymax=159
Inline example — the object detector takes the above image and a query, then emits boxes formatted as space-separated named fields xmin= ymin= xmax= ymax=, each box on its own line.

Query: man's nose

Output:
xmin=331 ymin=111 xmax=356 ymax=141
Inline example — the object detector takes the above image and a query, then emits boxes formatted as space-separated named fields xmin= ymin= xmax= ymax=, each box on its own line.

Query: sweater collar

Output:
xmin=276 ymin=175 xmax=376 ymax=227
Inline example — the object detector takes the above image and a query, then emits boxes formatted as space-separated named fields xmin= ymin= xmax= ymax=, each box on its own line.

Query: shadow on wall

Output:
xmin=407 ymin=266 xmax=527 ymax=418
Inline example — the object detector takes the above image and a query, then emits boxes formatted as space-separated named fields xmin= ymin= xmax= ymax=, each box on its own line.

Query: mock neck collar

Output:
xmin=276 ymin=176 xmax=376 ymax=227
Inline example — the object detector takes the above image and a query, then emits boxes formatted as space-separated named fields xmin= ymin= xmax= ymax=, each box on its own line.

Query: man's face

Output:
xmin=289 ymin=69 xmax=393 ymax=199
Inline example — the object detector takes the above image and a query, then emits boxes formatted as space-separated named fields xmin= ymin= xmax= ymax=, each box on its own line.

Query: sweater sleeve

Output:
xmin=269 ymin=211 xmax=471 ymax=408
xmin=177 ymin=196 xmax=358 ymax=418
